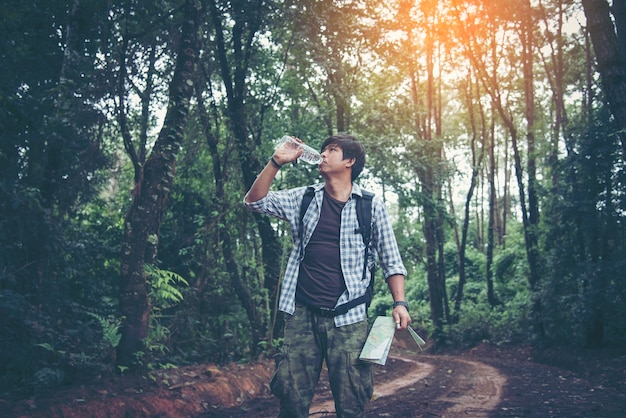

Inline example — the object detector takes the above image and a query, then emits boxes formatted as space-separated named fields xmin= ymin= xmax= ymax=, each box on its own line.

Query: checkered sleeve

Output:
xmin=371 ymin=195 xmax=407 ymax=280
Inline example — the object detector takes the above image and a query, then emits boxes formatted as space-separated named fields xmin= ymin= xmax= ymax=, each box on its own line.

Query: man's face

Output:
xmin=319 ymin=143 xmax=354 ymax=177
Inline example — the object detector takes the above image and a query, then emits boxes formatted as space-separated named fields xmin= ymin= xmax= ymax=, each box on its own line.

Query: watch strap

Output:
xmin=393 ymin=301 xmax=409 ymax=311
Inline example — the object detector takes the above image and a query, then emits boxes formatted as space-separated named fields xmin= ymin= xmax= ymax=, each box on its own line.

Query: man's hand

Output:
xmin=393 ymin=305 xmax=411 ymax=330
xmin=387 ymin=274 xmax=410 ymax=329
xmin=273 ymin=136 xmax=304 ymax=166
xmin=244 ymin=136 xmax=304 ymax=203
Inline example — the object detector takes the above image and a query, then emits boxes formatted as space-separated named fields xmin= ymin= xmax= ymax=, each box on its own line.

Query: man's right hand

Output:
xmin=244 ymin=137 xmax=303 ymax=203
xmin=273 ymin=136 xmax=304 ymax=166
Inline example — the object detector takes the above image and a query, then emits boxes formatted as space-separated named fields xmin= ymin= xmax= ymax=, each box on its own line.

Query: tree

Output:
xmin=452 ymin=0 xmax=546 ymax=333
xmin=117 ymin=0 xmax=202 ymax=369
xmin=582 ymin=0 xmax=626 ymax=158
xmin=203 ymin=0 xmax=279 ymax=347
xmin=0 ymin=0 xmax=109 ymax=297
xmin=378 ymin=0 xmax=450 ymax=335
xmin=451 ymin=68 xmax=488 ymax=319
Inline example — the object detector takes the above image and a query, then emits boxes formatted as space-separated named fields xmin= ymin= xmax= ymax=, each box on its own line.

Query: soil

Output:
xmin=5 ymin=332 xmax=626 ymax=417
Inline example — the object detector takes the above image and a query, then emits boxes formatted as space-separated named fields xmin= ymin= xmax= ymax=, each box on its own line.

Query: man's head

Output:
xmin=320 ymin=134 xmax=366 ymax=181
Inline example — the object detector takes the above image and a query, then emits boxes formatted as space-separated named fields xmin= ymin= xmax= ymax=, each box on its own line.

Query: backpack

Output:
xmin=298 ymin=186 xmax=375 ymax=316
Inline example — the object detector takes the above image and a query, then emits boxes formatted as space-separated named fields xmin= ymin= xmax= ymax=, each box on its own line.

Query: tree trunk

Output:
xmin=423 ymin=186 xmax=445 ymax=330
xmin=582 ymin=0 xmax=626 ymax=159
xmin=117 ymin=0 xmax=200 ymax=369
xmin=453 ymin=71 xmax=486 ymax=319
xmin=614 ymin=0 xmax=626 ymax=61
xmin=522 ymin=0 xmax=542 ymax=291
xmin=464 ymin=0 xmax=543 ymax=332
xmin=486 ymin=117 xmax=497 ymax=307
xmin=521 ymin=0 xmax=545 ymax=338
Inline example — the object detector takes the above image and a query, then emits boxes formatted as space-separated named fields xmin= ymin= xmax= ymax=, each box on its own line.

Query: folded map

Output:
xmin=359 ymin=316 xmax=425 ymax=365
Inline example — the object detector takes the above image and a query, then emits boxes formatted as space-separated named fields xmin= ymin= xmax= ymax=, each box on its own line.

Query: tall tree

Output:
xmin=453 ymin=0 xmax=543 ymax=313
xmin=204 ymin=0 xmax=280 ymax=344
xmin=451 ymin=68 xmax=488 ymax=318
xmin=193 ymin=71 xmax=270 ymax=354
xmin=582 ymin=0 xmax=626 ymax=158
xmin=401 ymin=0 xmax=449 ymax=333
xmin=117 ymin=0 xmax=202 ymax=369
xmin=521 ymin=0 xmax=542 ymax=291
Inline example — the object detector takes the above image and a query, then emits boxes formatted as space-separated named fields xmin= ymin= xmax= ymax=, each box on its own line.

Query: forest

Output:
xmin=1 ymin=0 xmax=625 ymax=404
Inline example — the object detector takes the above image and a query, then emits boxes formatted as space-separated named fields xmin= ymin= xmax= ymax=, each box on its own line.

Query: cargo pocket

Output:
xmin=270 ymin=348 xmax=291 ymax=399
xmin=334 ymin=349 xmax=373 ymax=417
xmin=349 ymin=349 xmax=374 ymax=403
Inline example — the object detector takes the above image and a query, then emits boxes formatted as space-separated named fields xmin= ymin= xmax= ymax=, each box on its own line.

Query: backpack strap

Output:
xmin=355 ymin=190 xmax=374 ymax=261
xmin=356 ymin=191 xmax=375 ymax=308
xmin=298 ymin=187 xmax=316 ymax=257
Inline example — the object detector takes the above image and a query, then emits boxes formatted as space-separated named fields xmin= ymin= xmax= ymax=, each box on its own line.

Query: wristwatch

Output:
xmin=393 ymin=301 xmax=409 ymax=311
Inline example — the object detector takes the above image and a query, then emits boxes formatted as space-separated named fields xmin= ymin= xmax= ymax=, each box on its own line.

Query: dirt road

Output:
xmin=309 ymin=355 xmax=505 ymax=417
xmin=203 ymin=335 xmax=626 ymax=417
xmin=6 ymin=338 xmax=626 ymax=417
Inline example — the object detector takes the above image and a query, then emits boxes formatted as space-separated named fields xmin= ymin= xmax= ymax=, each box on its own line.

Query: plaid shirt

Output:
xmin=244 ymin=182 xmax=407 ymax=327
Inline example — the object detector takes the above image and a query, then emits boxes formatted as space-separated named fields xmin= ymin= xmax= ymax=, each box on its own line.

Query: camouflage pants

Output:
xmin=270 ymin=303 xmax=373 ymax=418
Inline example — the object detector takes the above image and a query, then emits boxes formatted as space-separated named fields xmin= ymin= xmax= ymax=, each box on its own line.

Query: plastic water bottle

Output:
xmin=278 ymin=136 xmax=322 ymax=165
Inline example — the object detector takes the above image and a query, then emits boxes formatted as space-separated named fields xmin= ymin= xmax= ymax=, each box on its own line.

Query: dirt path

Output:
xmin=6 ymin=341 xmax=626 ymax=417
xmin=428 ymin=356 xmax=506 ymax=417
xmin=309 ymin=354 xmax=506 ymax=418
xmin=310 ymin=357 xmax=435 ymax=416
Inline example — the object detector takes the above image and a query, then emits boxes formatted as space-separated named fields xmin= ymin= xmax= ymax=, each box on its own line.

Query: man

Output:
xmin=244 ymin=134 xmax=410 ymax=417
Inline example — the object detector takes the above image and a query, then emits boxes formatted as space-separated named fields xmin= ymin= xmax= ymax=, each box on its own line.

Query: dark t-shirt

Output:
xmin=296 ymin=191 xmax=346 ymax=308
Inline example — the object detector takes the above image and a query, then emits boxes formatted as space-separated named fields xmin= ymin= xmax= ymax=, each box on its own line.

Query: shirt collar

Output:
xmin=312 ymin=182 xmax=362 ymax=199
xmin=350 ymin=183 xmax=363 ymax=198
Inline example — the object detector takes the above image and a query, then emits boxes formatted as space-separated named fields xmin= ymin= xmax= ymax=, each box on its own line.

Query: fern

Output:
xmin=142 ymin=264 xmax=190 ymax=362
xmin=145 ymin=264 xmax=189 ymax=309
xmin=87 ymin=312 xmax=122 ymax=348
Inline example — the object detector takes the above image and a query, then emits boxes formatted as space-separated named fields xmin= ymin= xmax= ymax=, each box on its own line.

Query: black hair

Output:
xmin=320 ymin=134 xmax=366 ymax=181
